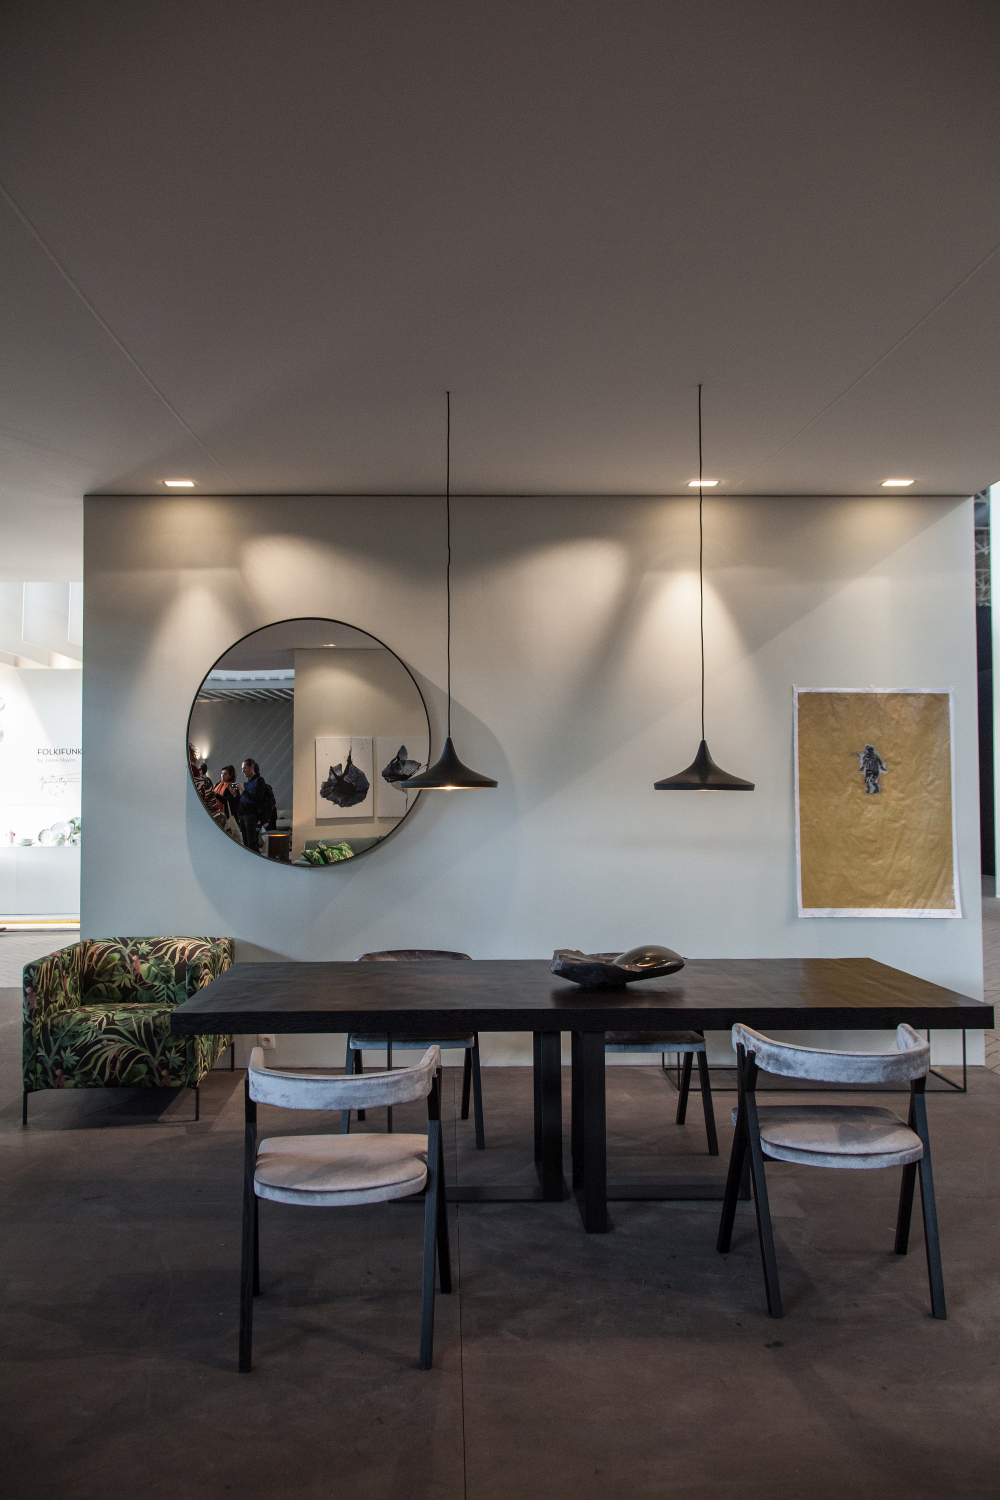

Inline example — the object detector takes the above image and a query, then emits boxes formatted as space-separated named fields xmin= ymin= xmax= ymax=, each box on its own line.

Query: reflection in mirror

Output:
xmin=187 ymin=619 xmax=430 ymax=864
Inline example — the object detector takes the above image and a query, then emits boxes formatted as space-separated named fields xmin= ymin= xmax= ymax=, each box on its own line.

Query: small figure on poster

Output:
xmin=855 ymin=743 xmax=887 ymax=795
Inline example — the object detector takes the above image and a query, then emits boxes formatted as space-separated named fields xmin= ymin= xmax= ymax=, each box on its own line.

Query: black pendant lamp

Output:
xmin=402 ymin=393 xmax=498 ymax=792
xmin=654 ymin=386 xmax=754 ymax=792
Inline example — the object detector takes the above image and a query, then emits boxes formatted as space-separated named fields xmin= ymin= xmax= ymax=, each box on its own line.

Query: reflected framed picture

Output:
xmin=376 ymin=736 xmax=429 ymax=818
xmin=315 ymin=736 xmax=374 ymax=820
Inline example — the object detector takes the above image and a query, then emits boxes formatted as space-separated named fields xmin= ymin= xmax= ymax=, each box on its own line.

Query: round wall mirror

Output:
xmin=186 ymin=619 xmax=430 ymax=865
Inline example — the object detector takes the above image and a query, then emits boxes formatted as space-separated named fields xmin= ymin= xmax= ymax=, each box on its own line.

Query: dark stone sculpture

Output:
xmin=550 ymin=944 xmax=685 ymax=988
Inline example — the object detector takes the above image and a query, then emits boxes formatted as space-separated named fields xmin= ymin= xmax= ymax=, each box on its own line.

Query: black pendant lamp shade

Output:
xmin=402 ymin=735 xmax=498 ymax=791
xmin=654 ymin=738 xmax=754 ymax=791
xmin=402 ymin=393 xmax=498 ymax=792
xmin=654 ymin=385 xmax=754 ymax=792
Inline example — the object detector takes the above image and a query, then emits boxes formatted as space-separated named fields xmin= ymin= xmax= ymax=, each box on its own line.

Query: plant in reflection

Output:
xmin=320 ymin=750 xmax=370 ymax=808
xmin=301 ymin=841 xmax=355 ymax=865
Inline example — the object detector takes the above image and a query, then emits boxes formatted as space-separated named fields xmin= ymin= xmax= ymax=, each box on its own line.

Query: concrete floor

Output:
xmin=1 ymin=973 xmax=999 ymax=1500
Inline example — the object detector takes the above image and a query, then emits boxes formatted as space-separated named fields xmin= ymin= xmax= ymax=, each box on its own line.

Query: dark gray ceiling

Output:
xmin=2 ymin=0 xmax=998 ymax=576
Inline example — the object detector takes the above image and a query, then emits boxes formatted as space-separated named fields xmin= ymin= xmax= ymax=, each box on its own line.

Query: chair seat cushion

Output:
xmin=605 ymin=1031 xmax=706 ymax=1053
xmin=733 ymin=1104 xmax=924 ymax=1169
xmin=349 ymin=1033 xmax=475 ymax=1050
xmin=255 ymin=1132 xmax=429 ymax=1206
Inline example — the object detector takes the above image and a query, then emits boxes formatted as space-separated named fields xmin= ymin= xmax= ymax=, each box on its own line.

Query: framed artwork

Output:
xmin=375 ymin=736 xmax=429 ymax=818
xmin=794 ymin=688 xmax=960 ymax=918
xmin=315 ymin=736 xmax=374 ymax=820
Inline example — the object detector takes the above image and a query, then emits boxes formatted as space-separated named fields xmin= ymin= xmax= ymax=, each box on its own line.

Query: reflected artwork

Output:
xmin=315 ymin=737 xmax=374 ymax=819
xmin=376 ymin=736 xmax=429 ymax=818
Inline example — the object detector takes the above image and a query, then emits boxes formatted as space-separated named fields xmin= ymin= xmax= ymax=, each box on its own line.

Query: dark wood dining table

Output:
xmin=171 ymin=956 xmax=993 ymax=1232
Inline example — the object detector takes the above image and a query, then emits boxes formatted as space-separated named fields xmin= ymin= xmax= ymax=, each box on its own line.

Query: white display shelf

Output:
xmin=0 ymin=845 xmax=80 ymax=917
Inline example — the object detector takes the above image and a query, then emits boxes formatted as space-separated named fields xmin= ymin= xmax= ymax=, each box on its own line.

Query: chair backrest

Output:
xmin=357 ymin=949 xmax=472 ymax=962
xmin=247 ymin=1044 xmax=441 ymax=1110
xmin=732 ymin=1022 xmax=930 ymax=1086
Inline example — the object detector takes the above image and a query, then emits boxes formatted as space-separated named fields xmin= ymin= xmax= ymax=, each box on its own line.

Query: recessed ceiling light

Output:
xmin=688 ymin=479 xmax=719 ymax=487
xmin=163 ymin=478 xmax=195 ymax=488
xmin=881 ymin=478 xmax=914 ymax=487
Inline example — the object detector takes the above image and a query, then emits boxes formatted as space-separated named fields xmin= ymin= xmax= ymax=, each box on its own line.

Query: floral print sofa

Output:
xmin=23 ymin=936 xmax=234 ymax=1122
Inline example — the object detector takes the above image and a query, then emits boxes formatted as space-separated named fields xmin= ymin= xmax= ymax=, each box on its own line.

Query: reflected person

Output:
xmin=238 ymin=758 xmax=267 ymax=852
xmin=215 ymin=765 xmax=241 ymax=821
xmin=215 ymin=764 xmax=243 ymax=841
xmin=189 ymin=743 xmax=223 ymax=825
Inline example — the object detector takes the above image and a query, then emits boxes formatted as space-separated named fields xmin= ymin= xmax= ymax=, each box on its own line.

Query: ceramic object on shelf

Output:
xmin=550 ymin=944 xmax=685 ymax=988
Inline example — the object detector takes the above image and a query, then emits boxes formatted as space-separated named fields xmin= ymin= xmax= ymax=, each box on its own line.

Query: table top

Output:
xmin=170 ymin=957 xmax=993 ymax=1035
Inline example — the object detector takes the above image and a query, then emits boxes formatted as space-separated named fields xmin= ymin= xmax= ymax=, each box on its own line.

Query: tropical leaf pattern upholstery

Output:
xmin=23 ymin=937 xmax=234 ymax=1095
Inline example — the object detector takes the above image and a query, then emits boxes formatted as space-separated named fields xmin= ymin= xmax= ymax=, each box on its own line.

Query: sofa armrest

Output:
xmin=23 ymin=941 xmax=87 ymax=1026
xmin=185 ymin=937 xmax=235 ymax=998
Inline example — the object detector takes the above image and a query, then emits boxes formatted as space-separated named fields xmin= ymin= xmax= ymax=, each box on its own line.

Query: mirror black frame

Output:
xmin=186 ymin=617 xmax=431 ymax=863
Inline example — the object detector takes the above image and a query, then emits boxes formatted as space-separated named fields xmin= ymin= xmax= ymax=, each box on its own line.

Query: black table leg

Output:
xmin=571 ymin=1031 xmax=583 ymax=1189
xmin=533 ymin=1031 xmax=564 ymax=1201
xmin=533 ymin=1032 xmax=542 ymax=1165
xmin=572 ymin=1030 xmax=609 ymax=1233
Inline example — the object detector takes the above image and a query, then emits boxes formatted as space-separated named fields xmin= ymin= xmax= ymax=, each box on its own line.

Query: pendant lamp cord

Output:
xmin=698 ymin=383 xmax=705 ymax=742
xmin=446 ymin=390 xmax=452 ymax=740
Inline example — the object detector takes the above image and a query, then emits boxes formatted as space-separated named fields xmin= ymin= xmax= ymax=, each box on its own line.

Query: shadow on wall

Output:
xmin=183 ymin=699 xmax=517 ymax=960
xmin=439 ymin=495 xmax=963 ymax=812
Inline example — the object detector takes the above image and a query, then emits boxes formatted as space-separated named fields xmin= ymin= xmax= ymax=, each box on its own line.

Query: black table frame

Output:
xmin=171 ymin=957 xmax=992 ymax=1233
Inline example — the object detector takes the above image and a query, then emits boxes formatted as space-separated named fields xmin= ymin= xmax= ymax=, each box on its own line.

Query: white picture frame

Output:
xmin=375 ymin=736 xmax=429 ymax=818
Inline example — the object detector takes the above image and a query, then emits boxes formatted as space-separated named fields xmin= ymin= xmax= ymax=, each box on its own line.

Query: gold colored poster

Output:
xmin=794 ymin=689 xmax=960 ymax=918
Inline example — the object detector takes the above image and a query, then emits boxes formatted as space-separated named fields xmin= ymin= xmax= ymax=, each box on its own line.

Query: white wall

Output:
xmin=81 ymin=494 xmax=984 ymax=1064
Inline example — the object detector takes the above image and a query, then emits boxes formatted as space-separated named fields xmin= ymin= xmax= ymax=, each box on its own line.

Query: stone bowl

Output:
xmin=550 ymin=944 xmax=685 ymax=988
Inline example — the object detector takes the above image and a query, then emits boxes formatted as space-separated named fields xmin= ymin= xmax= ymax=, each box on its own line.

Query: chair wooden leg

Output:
xmin=22 ymin=1090 xmax=29 ymax=1126
xmin=230 ymin=1042 xmax=235 ymax=1071
xmin=420 ymin=1119 xmax=442 ymax=1369
xmin=675 ymin=1053 xmax=693 ymax=1124
xmin=912 ymin=1091 xmax=946 ymax=1319
xmin=471 ymin=1037 xmax=485 ymax=1150
xmin=696 ymin=1051 xmax=719 ymax=1156
xmin=435 ymin=1120 xmax=452 ymax=1293
xmin=386 ymin=1039 xmax=393 ymax=1134
xmin=341 ymin=1039 xmax=353 ymax=1133
xmin=461 ymin=1049 xmax=472 ymax=1119
xmin=917 ymin=1154 xmax=947 ymax=1319
xmin=895 ymin=1164 xmax=917 ymax=1254
xmin=252 ymin=1193 xmax=260 ymax=1296
xmin=355 ymin=1047 xmax=366 ymax=1123
xmin=239 ymin=1143 xmax=256 ymax=1372
xmin=745 ymin=1092 xmax=783 ymax=1318
xmin=717 ymin=1106 xmax=747 ymax=1252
